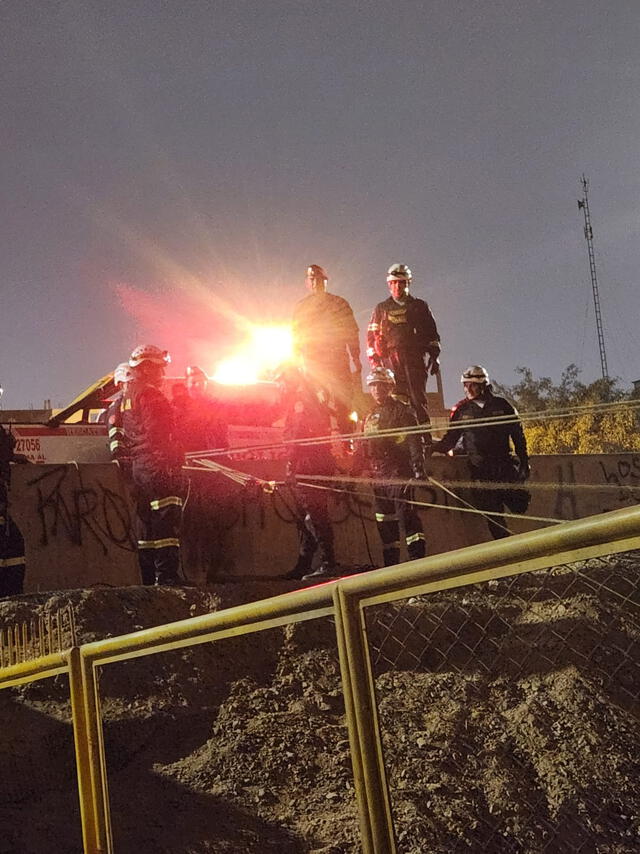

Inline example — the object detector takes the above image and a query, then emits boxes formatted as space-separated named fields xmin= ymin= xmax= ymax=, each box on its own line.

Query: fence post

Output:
xmin=334 ymin=583 xmax=396 ymax=853
xmin=68 ymin=646 xmax=104 ymax=853
xmin=79 ymin=653 xmax=112 ymax=853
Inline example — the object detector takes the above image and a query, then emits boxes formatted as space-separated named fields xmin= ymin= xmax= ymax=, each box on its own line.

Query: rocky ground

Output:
xmin=0 ymin=554 xmax=638 ymax=853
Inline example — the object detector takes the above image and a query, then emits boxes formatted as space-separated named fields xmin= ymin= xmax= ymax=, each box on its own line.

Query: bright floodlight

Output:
xmin=213 ymin=323 xmax=294 ymax=385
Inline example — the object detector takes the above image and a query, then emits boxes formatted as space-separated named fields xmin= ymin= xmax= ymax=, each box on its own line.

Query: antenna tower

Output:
xmin=577 ymin=175 xmax=609 ymax=380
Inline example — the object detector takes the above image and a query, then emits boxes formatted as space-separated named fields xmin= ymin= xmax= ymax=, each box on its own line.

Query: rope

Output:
xmin=184 ymin=396 xmax=640 ymax=461
xmin=291 ymin=471 xmax=639 ymax=495
xmin=298 ymin=476 xmax=562 ymax=527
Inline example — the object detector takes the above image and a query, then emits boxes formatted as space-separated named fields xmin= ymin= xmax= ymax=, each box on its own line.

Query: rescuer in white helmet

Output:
xmin=432 ymin=365 xmax=530 ymax=539
xmin=292 ymin=264 xmax=362 ymax=439
xmin=117 ymin=344 xmax=185 ymax=586
xmin=1 ymin=387 xmax=29 ymax=597
xmin=103 ymin=361 xmax=136 ymax=459
xmin=366 ymin=263 xmax=441 ymax=431
xmin=351 ymin=366 xmax=427 ymax=567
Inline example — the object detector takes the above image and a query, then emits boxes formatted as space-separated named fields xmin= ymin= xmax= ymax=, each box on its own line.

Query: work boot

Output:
xmin=155 ymin=574 xmax=182 ymax=587
xmin=301 ymin=562 xmax=343 ymax=581
xmin=382 ymin=547 xmax=400 ymax=567
xmin=282 ymin=557 xmax=312 ymax=580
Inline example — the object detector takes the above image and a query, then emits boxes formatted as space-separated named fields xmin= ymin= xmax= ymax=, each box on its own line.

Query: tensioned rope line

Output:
xmin=298 ymin=474 xmax=564 ymax=527
xmin=299 ymin=475 xmax=567 ymax=533
xmin=298 ymin=474 xmax=640 ymax=494
xmin=184 ymin=454 xmax=638 ymax=496
xmin=184 ymin=397 xmax=640 ymax=461
xmin=182 ymin=455 xmax=585 ymax=536
xmin=183 ymin=453 xmax=518 ymax=532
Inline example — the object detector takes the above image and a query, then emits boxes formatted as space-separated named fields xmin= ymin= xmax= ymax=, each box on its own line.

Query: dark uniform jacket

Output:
xmin=292 ymin=292 xmax=360 ymax=367
xmin=367 ymin=295 xmax=440 ymax=366
xmin=435 ymin=390 xmax=528 ymax=480
xmin=178 ymin=395 xmax=228 ymax=454
xmin=121 ymin=383 xmax=183 ymax=479
xmin=283 ymin=383 xmax=336 ymax=477
xmin=357 ymin=396 xmax=424 ymax=478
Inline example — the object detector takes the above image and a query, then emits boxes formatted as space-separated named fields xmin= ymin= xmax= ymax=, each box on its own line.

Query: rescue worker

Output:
xmin=121 ymin=345 xmax=185 ymax=585
xmin=354 ymin=367 xmax=427 ymax=567
xmin=105 ymin=362 xmax=134 ymax=469
xmin=179 ymin=365 xmax=228 ymax=453
xmin=0 ymin=384 xmax=28 ymax=597
xmin=431 ymin=365 xmax=531 ymax=539
xmin=292 ymin=264 xmax=362 ymax=438
xmin=280 ymin=366 xmax=341 ymax=581
xmin=367 ymin=263 xmax=441 ymax=430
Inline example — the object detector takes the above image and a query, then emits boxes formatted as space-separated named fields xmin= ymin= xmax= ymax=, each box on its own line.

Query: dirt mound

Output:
xmin=0 ymin=559 xmax=638 ymax=853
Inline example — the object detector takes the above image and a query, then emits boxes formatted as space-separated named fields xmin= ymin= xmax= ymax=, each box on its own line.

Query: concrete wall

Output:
xmin=6 ymin=453 xmax=640 ymax=592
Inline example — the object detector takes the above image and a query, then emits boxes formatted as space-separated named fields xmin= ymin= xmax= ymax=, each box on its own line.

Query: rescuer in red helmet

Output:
xmin=0 ymin=385 xmax=29 ymax=597
xmin=431 ymin=365 xmax=530 ymax=539
xmin=117 ymin=344 xmax=185 ymax=586
xmin=352 ymin=367 xmax=427 ymax=567
xmin=292 ymin=264 xmax=362 ymax=439
xmin=279 ymin=366 xmax=342 ymax=581
xmin=367 ymin=263 xmax=441 ymax=431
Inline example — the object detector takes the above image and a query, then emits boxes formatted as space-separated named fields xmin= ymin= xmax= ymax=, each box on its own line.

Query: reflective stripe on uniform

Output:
xmin=406 ymin=532 xmax=426 ymax=546
xmin=368 ymin=323 xmax=379 ymax=331
xmin=376 ymin=512 xmax=398 ymax=522
xmin=108 ymin=426 xmax=124 ymax=438
xmin=366 ymin=347 xmax=376 ymax=357
xmin=110 ymin=440 xmax=125 ymax=452
xmin=0 ymin=556 xmax=26 ymax=568
xmin=137 ymin=538 xmax=180 ymax=550
xmin=149 ymin=496 xmax=183 ymax=510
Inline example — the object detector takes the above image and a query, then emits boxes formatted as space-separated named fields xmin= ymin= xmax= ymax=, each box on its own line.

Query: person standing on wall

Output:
xmin=121 ymin=345 xmax=185 ymax=586
xmin=292 ymin=264 xmax=362 ymax=438
xmin=353 ymin=367 xmax=427 ymax=567
xmin=367 ymin=263 xmax=441 ymax=441
xmin=431 ymin=365 xmax=531 ymax=539
xmin=0 ymin=383 xmax=29 ymax=597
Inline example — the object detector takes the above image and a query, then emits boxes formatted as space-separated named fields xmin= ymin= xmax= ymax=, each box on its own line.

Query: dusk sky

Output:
xmin=2 ymin=0 xmax=639 ymax=410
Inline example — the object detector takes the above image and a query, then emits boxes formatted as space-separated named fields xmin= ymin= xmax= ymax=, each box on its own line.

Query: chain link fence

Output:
xmin=365 ymin=550 xmax=640 ymax=852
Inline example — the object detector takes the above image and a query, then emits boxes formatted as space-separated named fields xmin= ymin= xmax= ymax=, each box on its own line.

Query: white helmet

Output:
xmin=128 ymin=344 xmax=171 ymax=368
xmin=366 ymin=366 xmax=395 ymax=386
xmin=113 ymin=362 xmax=135 ymax=386
xmin=387 ymin=263 xmax=412 ymax=283
xmin=461 ymin=365 xmax=490 ymax=384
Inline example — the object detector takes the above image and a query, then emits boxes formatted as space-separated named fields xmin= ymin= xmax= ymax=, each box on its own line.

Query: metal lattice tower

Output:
xmin=578 ymin=175 xmax=609 ymax=381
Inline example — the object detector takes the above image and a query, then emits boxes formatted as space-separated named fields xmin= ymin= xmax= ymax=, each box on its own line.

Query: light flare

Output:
xmin=213 ymin=323 xmax=294 ymax=385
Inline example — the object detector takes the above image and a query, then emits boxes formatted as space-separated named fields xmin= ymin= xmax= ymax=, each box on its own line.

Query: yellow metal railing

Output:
xmin=1 ymin=503 xmax=640 ymax=853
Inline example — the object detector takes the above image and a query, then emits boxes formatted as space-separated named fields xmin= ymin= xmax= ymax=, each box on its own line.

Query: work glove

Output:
xmin=412 ymin=467 xmax=426 ymax=481
xmin=285 ymin=461 xmax=297 ymax=486
xmin=426 ymin=355 xmax=440 ymax=376
xmin=518 ymin=459 xmax=531 ymax=482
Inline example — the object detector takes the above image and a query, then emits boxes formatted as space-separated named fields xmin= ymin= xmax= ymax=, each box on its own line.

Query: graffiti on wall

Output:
xmin=597 ymin=456 xmax=640 ymax=511
xmin=27 ymin=465 xmax=136 ymax=555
